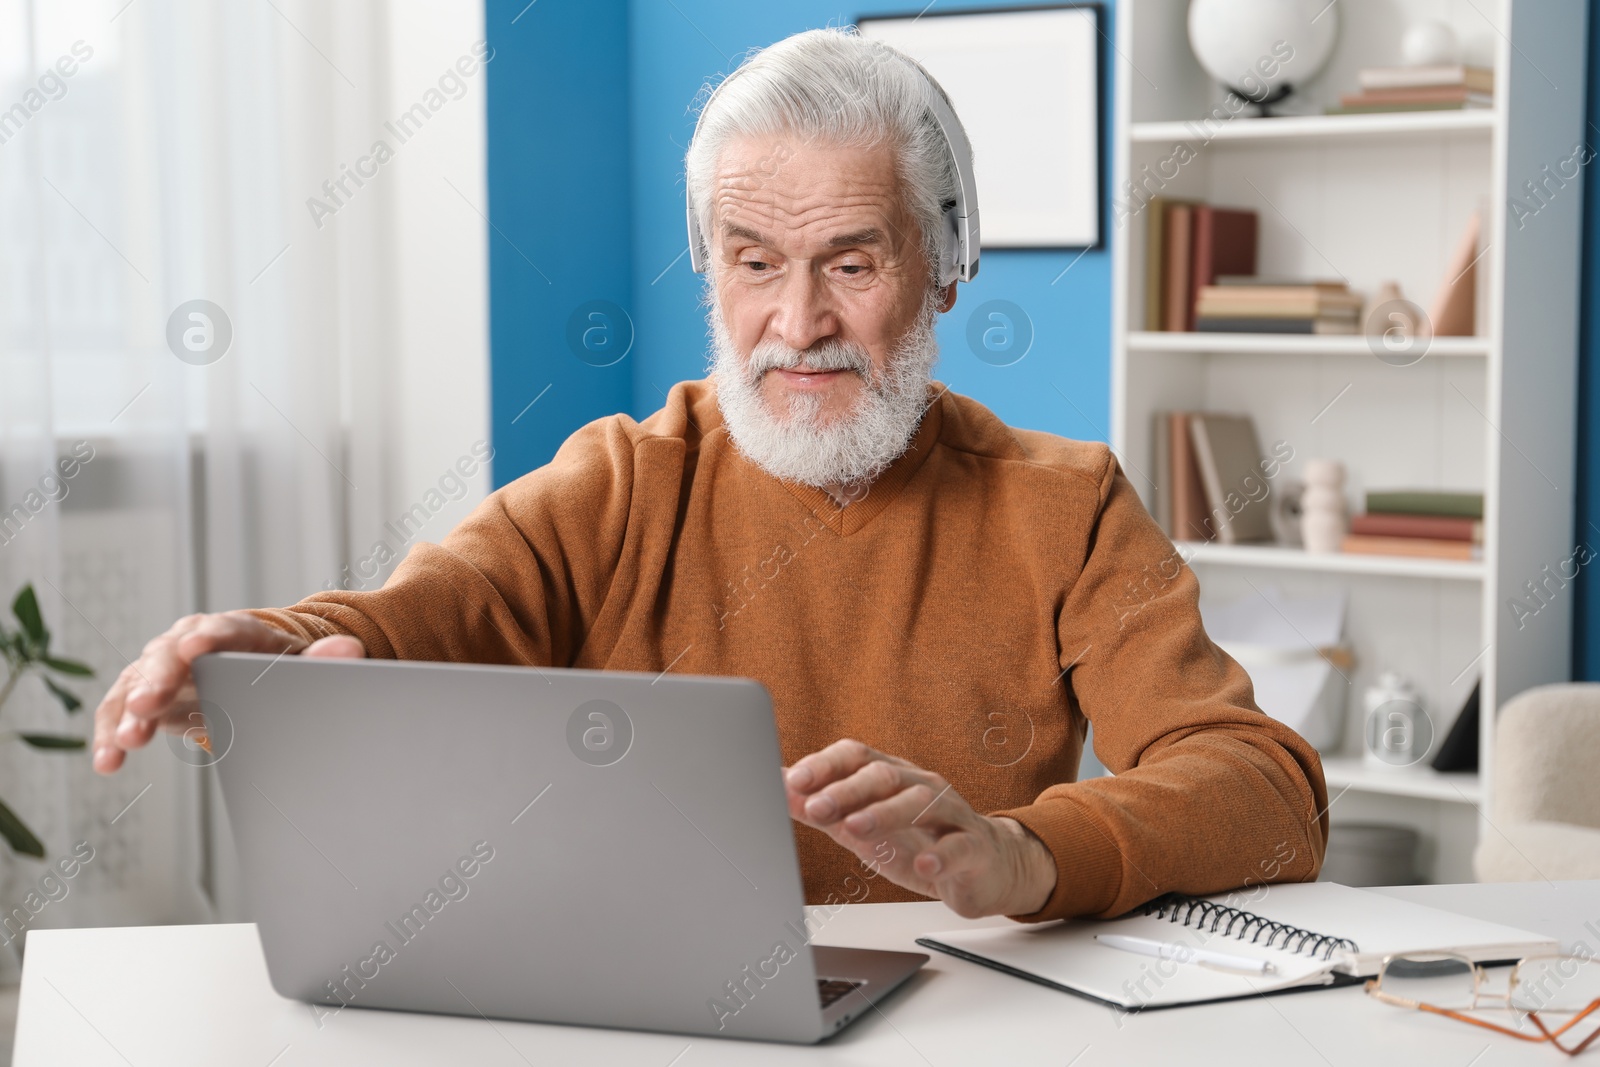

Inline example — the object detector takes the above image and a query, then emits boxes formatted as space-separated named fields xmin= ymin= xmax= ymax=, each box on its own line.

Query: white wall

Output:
xmin=386 ymin=0 xmax=491 ymax=556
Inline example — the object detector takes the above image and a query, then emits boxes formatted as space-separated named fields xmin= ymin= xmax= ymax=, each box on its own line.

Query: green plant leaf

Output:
xmin=19 ymin=733 xmax=86 ymax=750
xmin=42 ymin=656 xmax=93 ymax=677
xmin=11 ymin=584 xmax=47 ymax=649
xmin=42 ymin=676 xmax=83 ymax=713
xmin=0 ymin=795 xmax=45 ymax=858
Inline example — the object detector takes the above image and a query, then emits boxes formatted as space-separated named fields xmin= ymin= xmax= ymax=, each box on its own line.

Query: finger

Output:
xmin=800 ymin=758 xmax=947 ymax=825
xmin=841 ymin=776 xmax=966 ymax=838
xmin=118 ymin=688 xmax=200 ymax=748
xmin=303 ymin=634 xmax=365 ymax=658
xmin=124 ymin=614 xmax=299 ymax=720
xmin=171 ymin=612 xmax=301 ymax=665
xmin=803 ymin=759 xmax=925 ymax=825
xmin=119 ymin=615 xmax=207 ymax=721
xmin=155 ymin=695 xmax=201 ymax=735
xmin=114 ymin=713 xmax=159 ymax=750
xmin=785 ymin=738 xmax=907 ymax=795
xmin=92 ymin=668 xmax=140 ymax=774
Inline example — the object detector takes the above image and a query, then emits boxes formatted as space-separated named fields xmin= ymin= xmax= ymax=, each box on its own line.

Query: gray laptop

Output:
xmin=193 ymin=652 xmax=927 ymax=1044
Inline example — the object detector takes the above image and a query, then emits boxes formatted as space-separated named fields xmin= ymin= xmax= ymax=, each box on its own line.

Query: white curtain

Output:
xmin=0 ymin=0 xmax=490 ymax=975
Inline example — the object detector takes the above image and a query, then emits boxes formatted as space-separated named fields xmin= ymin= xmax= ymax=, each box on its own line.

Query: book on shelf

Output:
xmin=1142 ymin=196 xmax=1193 ymax=339
xmin=1357 ymin=64 xmax=1494 ymax=94
xmin=1349 ymin=512 xmax=1482 ymax=543
xmin=1151 ymin=409 xmax=1171 ymax=535
xmin=1193 ymin=277 xmax=1362 ymax=335
xmin=1431 ymin=679 xmax=1481 ymax=773
xmin=1328 ymin=99 xmax=1490 ymax=115
xmin=1214 ymin=276 xmax=1348 ymax=289
xmin=1189 ymin=413 xmax=1274 ymax=544
xmin=1162 ymin=203 xmax=1194 ymax=332
xmin=1165 ymin=411 xmax=1212 ymax=540
xmin=1187 ymin=206 xmax=1258 ymax=331
xmin=1333 ymin=64 xmax=1493 ymax=116
xmin=1195 ymin=317 xmax=1359 ymax=334
xmin=1341 ymin=533 xmax=1482 ymax=561
xmin=1366 ymin=489 xmax=1484 ymax=520
xmin=1196 ymin=284 xmax=1363 ymax=318
xmin=1150 ymin=200 xmax=1257 ymax=331
xmin=1153 ymin=410 xmax=1273 ymax=544
xmin=1340 ymin=87 xmax=1493 ymax=109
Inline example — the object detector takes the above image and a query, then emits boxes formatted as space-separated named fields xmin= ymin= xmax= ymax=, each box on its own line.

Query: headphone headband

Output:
xmin=686 ymin=47 xmax=979 ymax=286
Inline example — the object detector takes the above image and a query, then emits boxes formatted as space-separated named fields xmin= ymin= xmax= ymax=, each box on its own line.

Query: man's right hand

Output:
xmin=91 ymin=611 xmax=365 ymax=774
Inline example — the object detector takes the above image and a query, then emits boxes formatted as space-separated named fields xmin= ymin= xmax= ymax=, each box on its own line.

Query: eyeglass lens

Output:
xmin=1511 ymin=957 xmax=1600 ymax=1014
xmin=1380 ymin=954 xmax=1478 ymax=1010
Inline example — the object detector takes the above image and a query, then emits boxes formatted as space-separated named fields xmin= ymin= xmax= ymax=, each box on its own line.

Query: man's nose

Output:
xmin=771 ymin=267 xmax=836 ymax=353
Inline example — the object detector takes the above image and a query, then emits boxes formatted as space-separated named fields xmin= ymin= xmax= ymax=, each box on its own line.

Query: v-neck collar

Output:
xmin=777 ymin=383 xmax=946 ymax=537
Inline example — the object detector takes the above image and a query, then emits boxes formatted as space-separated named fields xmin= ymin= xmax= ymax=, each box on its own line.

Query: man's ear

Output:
xmin=938 ymin=281 xmax=958 ymax=314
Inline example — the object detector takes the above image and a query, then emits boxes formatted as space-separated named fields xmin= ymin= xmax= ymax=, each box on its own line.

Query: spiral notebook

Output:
xmin=916 ymin=882 xmax=1557 ymax=1011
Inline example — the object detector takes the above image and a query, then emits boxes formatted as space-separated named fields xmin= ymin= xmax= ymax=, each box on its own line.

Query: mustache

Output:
xmin=746 ymin=339 xmax=872 ymax=379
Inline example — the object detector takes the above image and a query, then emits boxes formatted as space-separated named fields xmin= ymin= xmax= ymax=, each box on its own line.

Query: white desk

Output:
xmin=13 ymin=881 xmax=1599 ymax=1065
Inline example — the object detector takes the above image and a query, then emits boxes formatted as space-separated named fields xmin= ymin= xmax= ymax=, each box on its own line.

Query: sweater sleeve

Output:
xmin=242 ymin=415 xmax=642 ymax=666
xmin=992 ymin=451 xmax=1329 ymax=922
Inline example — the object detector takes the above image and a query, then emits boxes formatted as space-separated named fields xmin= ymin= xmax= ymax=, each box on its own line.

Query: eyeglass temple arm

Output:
xmin=1411 ymin=999 xmax=1600 ymax=1056
xmin=1528 ymin=999 xmax=1600 ymax=1055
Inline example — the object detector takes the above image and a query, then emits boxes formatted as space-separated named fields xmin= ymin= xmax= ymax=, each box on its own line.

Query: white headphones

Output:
xmin=685 ymin=54 xmax=980 ymax=287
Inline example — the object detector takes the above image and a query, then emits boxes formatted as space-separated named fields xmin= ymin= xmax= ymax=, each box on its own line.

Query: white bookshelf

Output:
xmin=1320 ymin=757 xmax=1482 ymax=805
xmin=1128 ymin=331 xmax=1491 ymax=358
xmin=1130 ymin=107 xmax=1497 ymax=145
xmin=1174 ymin=540 xmax=1485 ymax=582
xmin=1110 ymin=0 xmax=1587 ymax=883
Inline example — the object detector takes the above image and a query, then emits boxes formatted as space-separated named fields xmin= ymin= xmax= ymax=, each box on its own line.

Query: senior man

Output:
xmin=92 ymin=27 xmax=1327 ymax=924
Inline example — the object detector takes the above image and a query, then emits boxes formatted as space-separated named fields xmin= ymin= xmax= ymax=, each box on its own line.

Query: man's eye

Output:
xmin=838 ymin=264 xmax=867 ymax=276
xmin=743 ymin=261 xmax=771 ymax=273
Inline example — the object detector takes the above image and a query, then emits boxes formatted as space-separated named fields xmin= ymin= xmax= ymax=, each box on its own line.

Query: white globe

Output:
xmin=1187 ymin=0 xmax=1339 ymax=101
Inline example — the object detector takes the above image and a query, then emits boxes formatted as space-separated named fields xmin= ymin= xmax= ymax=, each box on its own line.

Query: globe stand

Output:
xmin=1224 ymin=82 xmax=1294 ymax=118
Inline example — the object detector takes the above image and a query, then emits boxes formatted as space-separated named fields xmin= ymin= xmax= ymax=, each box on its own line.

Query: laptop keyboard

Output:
xmin=817 ymin=978 xmax=865 ymax=1008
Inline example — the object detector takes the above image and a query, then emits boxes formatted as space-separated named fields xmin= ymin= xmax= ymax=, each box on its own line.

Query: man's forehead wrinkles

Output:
xmin=716 ymin=196 xmax=920 ymax=249
xmin=717 ymin=200 xmax=892 ymax=235
xmin=711 ymin=178 xmax=898 ymax=212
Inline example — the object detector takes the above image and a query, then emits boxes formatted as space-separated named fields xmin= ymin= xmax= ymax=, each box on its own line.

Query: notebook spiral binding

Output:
xmin=1140 ymin=893 xmax=1360 ymax=961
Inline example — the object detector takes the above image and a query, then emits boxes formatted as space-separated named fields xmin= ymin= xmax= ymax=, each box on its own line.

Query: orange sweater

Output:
xmin=248 ymin=380 xmax=1328 ymax=922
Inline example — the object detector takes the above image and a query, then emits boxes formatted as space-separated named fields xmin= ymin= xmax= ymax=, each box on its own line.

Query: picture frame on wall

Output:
xmin=857 ymin=3 xmax=1105 ymax=250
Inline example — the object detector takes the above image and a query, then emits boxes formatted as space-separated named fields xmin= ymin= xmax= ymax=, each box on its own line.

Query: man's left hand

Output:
xmin=784 ymin=738 xmax=1057 ymax=918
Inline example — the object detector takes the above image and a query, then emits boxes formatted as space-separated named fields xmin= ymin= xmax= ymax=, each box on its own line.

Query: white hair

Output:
xmin=684 ymin=25 xmax=970 ymax=294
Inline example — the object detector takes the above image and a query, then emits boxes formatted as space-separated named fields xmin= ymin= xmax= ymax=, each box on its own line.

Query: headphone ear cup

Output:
xmin=938 ymin=208 xmax=960 ymax=287
xmin=687 ymin=203 xmax=707 ymax=272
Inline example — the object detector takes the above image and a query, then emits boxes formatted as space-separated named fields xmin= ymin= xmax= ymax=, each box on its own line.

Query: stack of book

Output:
xmin=1343 ymin=490 xmax=1484 ymax=561
xmin=1194 ymin=277 xmax=1364 ymax=335
xmin=1330 ymin=64 xmax=1494 ymax=115
xmin=1143 ymin=199 xmax=1258 ymax=331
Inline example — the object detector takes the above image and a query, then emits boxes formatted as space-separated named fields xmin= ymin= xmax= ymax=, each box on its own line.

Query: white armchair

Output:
xmin=1474 ymin=682 xmax=1600 ymax=881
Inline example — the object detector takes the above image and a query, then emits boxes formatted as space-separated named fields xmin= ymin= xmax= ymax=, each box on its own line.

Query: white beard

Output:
xmin=706 ymin=287 xmax=941 ymax=489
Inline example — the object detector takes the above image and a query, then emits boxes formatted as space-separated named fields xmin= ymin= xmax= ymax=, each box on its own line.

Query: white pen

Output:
xmin=1095 ymin=934 xmax=1278 ymax=975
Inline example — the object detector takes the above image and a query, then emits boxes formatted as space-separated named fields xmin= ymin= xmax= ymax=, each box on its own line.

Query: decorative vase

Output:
xmin=1300 ymin=459 xmax=1346 ymax=553
xmin=1363 ymin=671 xmax=1429 ymax=770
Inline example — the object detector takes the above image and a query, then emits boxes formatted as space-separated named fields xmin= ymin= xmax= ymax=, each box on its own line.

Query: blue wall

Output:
xmin=486 ymin=0 xmax=1114 ymax=482
xmin=487 ymin=1 xmax=1600 ymax=680
xmin=485 ymin=0 xmax=633 ymax=484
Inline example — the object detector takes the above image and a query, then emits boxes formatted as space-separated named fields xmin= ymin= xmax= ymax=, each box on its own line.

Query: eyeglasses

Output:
xmin=1366 ymin=952 xmax=1600 ymax=1056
